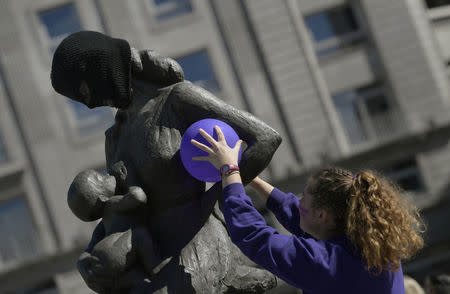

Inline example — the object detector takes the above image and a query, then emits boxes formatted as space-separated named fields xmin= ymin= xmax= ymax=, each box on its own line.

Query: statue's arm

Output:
xmin=106 ymin=187 xmax=147 ymax=213
xmin=170 ymin=82 xmax=282 ymax=185
xmin=77 ymin=221 xmax=114 ymax=292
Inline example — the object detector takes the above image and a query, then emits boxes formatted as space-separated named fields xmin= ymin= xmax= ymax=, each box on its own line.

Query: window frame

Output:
xmin=427 ymin=3 xmax=450 ymax=19
xmin=0 ymin=188 xmax=42 ymax=269
xmin=383 ymin=157 xmax=427 ymax=196
xmin=355 ymin=86 xmax=390 ymax=141
xmin=150 ymin=0 xmax=194 ymax=21
xmin=426 ymin=6 xmax=450 ymax=69
xmin=0 ymin=69 xmax=11 ymax=166
xmin=0 ymin=134 xmax=7 ymax=165
xmin=388 ymin=162 xmax=425 ymax=192
xmin=305 ymin=3 xmax=366 ymax=58
xmin=16 ymin=278 xmax=58 ymax=294
xmin=425 ymin=0 xmax=450 ymax=10
xmin=332 ymin=84 xmax=403 ymax=148
xmin=140 ymin=0 xmax=200 ymax=33
xmin=0 ymin=62 xmax=26 ymax=176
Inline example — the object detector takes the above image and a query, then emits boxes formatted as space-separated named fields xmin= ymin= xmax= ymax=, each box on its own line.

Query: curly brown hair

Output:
xmin=308 ymin=167 xmax=425 ymax=274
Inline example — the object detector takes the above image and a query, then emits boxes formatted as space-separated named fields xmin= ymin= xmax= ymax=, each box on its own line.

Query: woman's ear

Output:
xmin=317 ymin=209 xmax=331 ymax=225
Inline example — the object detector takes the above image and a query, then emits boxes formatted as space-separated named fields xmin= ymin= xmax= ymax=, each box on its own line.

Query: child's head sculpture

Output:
xmin=68 ymin=170 xmax=116 ymax=221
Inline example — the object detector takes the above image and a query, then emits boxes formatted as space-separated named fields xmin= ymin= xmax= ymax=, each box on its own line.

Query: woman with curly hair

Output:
xmin=191 ymin=126 xmax=425 ymax=294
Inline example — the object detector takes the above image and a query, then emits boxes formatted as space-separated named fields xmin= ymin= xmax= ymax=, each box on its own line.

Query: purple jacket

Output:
xmin=222 ymin=183 xmax=405 ymax=294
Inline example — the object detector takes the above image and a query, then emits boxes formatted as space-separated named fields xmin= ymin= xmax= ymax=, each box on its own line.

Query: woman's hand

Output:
xmin=191 ymin=126 xmax=243 ymax=170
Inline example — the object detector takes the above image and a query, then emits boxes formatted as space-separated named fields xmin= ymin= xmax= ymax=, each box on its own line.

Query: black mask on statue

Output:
xmin=51 ymin=30 xmax=132 ymax=109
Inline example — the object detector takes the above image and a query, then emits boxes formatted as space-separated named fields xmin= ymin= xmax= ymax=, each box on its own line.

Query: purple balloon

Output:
xmin=181 ymin=119 xmax=242 ymax=182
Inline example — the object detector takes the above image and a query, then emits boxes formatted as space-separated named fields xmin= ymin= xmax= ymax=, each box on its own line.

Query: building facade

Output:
xmin=0 ymin=0 xmax=449 ymax=292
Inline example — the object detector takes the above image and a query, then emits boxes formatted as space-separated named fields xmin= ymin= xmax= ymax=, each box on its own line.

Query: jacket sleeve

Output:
xmin=266 ymin=188 xmax=303 ymax=236
xmin=222 ymin=183 xmax=336 ymax=291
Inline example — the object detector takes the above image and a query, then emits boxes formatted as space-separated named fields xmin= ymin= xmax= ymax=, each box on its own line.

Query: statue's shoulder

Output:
xmin=170 ymin=80 xmax=195 ymax=92
xmin=169 ymin=81 xmax=216 ymax=103
xmin=168 ymin=81 xmax=203 ymax=101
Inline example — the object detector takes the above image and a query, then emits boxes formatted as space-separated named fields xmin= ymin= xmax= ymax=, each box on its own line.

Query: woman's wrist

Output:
xmin=222 ymin=170 xmax=240 ymax=177
xmin=221 ymin=170 xmax=242 ymax=188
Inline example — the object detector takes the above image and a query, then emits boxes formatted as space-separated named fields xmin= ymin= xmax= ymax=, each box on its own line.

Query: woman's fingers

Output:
xmin=190 ymin=139 xmax=213 ymax=154
xmin=198 ymin=128 xmax=217 ymax=147
xmin=234 ymin=139 xmax=243 ymax=151
xmin=214 ymin=125 xmax=225 ymax=142
xmin=192 ymin=156 xmax=210 ymax=161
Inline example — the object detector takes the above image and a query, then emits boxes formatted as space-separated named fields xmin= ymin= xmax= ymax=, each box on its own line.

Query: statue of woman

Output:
xmin=52 ymin=31 xmax=281 ymax=293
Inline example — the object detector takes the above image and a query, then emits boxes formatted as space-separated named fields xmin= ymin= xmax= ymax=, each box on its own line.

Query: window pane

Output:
xmin=332 ymin=90 xmax=367 ymax=144
xmin=365 ymin=94 xmax=389 ymax=116
xmin=39 ymin=3 xmax=83 ymax=54
xmin=432 ymin=18 xmax=450 ymax=61
xmin=385 ymin=159 xmax=425 ymax=192
xmin=333 ymin=86 xmax=400 ymax=145
xmin=17 ymin=280 xmax=59 ymax=294
xmin=0 ymin=198 xmax=41 ymax=264
xmin=363 ymin=93 xmax=397 ymax=138
xmin=305 ymin=6 xmax=359 ymax=42
xmin=153 ymin=0 xmax=192 ymax=21
xmin=0 ymin=71 xmax=9 ymax=164
xmin=425 ymin=0 xmax=450 ymax=9
xmin=175 ymin=50 xmax=220 ymax=92
xmin=67 ymin=100 xmax=114 ymax=135
xmin=0 ymin=133 xmax=8 ymax=163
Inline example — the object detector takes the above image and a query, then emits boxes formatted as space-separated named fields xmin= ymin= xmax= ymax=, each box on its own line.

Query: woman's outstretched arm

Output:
xmin=248 ymin=176 xmax=274 ymax=204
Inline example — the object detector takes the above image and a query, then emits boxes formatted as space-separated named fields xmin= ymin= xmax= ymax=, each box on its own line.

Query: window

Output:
xmin=425 ymin=0 xmax=450 ymax=9
xmin=431 ymin=17 xmax=450 ymax=63
xmin=0 ymin=133 xmax=7 ymax=163
xmin=38 ymin=3 xmax=83 ymax=55
xmin=17 ymin=280 xmax=59 ymax=294
xmin=0 ymin=197 xmax=41 ymax=264
xmin=385 ymin=159 xmax=425 ymax=192
xmin=0 ymin=71 xmax=9 ymax=164
xmin=68 ymin=100 xmax=114 ymax=135
xmin=38 ymin=3 xmax=114 ymax=135
xmin=175 ymin=50 xmax=220 ymax=92
xmin=332 ymin=86 xmax=399 ymax=145
xmin=152 ymin=0 xmax=193 ymax=21
xmin=305 ymin=5 xmax=364 ymax=57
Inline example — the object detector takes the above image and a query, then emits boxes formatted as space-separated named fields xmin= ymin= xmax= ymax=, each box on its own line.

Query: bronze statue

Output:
xmin=52 ymin=31 xmax=281 ymax=293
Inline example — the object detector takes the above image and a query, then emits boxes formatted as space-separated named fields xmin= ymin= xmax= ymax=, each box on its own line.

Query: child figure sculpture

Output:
xmin=68 ymin=163 xmax=169 ymax=294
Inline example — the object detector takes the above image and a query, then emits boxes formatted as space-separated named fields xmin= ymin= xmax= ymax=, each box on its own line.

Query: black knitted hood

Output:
xmin=51 ymin=31 xmax=131 ymax=108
